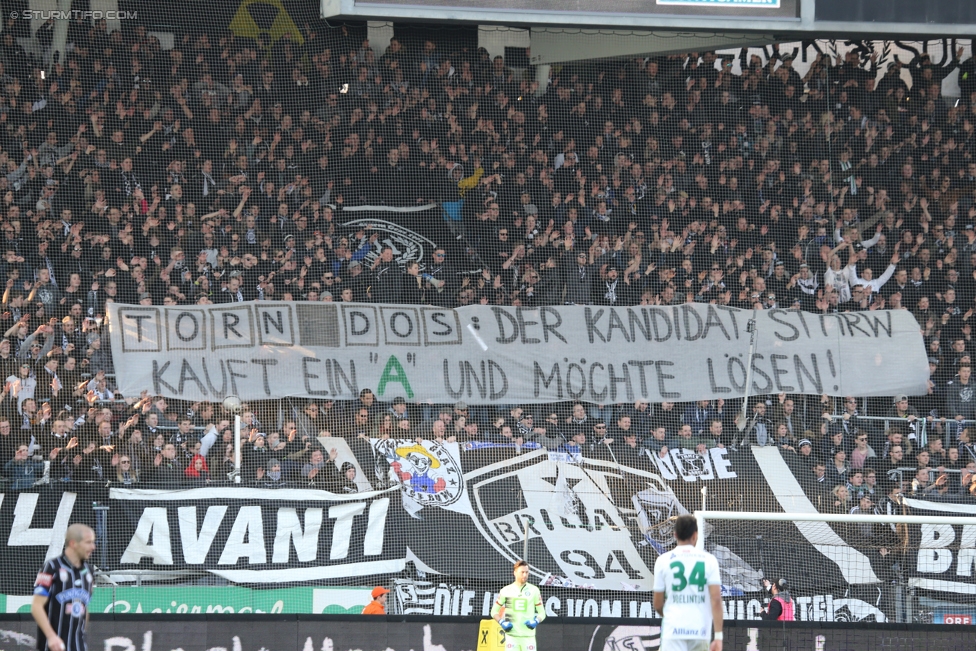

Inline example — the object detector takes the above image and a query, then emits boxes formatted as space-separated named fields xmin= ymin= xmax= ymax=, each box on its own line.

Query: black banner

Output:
xmin=901 ymin=496 xmax=976 ymax=601
xmin=338 ymin=205 xmax=480 ymax=276
xmin=1 ymin=446 xmax=974 ymax=624
xmin=109 ymin=487 xmax=406 ymax=584
xmin=0 ymin=487 xmax=98 ymax=597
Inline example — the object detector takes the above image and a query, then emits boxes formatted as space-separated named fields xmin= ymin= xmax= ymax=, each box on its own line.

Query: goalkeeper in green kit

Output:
xmin=491 ymin=560 xmax=546 ymax=651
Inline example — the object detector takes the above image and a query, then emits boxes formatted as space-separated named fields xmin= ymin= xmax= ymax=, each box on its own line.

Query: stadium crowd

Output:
xmin=0 ymin=20 xmax=973 ymax=508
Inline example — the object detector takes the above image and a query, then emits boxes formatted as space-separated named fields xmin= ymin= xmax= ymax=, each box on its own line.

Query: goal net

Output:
xmin=696 ymin=507 xmax=976 ymax=625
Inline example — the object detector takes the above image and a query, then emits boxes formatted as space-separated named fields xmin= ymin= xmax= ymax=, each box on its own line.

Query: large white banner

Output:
xmin=106 ymin=302 xmax=928 ymax=403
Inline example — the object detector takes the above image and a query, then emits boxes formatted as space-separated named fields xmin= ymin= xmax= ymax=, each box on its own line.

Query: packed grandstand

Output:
xmin=0 ymin=17 xmax=974 ymax=623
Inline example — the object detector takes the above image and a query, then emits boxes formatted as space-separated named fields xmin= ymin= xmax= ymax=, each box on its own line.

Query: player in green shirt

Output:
xmin=491 ymin=560 xmax=546 ymax=651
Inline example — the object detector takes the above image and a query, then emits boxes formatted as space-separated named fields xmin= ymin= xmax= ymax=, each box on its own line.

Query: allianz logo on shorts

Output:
xmin=669 ymin=627 xmax=707 ymax=637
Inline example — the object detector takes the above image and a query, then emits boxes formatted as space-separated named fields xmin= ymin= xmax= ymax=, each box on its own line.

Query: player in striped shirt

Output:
xmin=31 ymin=524 xmax=96 ymax=651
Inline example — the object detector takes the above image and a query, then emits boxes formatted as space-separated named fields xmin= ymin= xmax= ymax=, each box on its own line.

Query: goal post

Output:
xmin=693 ymin=510 xmax=976 ymax=536
xmin=693 ymin=509 xmax=976 ymax=624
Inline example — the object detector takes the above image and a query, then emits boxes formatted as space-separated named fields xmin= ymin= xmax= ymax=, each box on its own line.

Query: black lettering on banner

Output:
xmin=680 ymin=305 xmax=704 ymax=341
xmin=515 ymin=514 xmax=542 ymax=537
xmin=223 ymin=312 xmax=243 ymax=340
xmin=211 ymin=308 xmax=254 ymax=349
xmin=649 ymin=308 xmax=672 ymax=342
xmin=351 ymin=312 xmax=370 ymax=335
xmin=654 ymin=361 xmax=680 ymax=399
xmin=768 ymin=354 xmax=795 ymax=392
xmin=443 ymin=360 xmax=464 ymax=399
xmin=494 ymin=522 xmax=518 ymax=543
xmin=627 ymin=309 xmax=651 ymax=342
xmin=533 ymin=362 xmax=563 ymax=398
xmin=343 ymin=306 xmax=378 ymax=346
xmin=256 ymin=306 xmax=295 ymax=347
xmin=588 ymin=362 xmax=608 ymax=401
xmin=325 ymin=360 xmax=337 ymax=395
xmin=560 ymin=550 xmax=605 ymax=580
xmin=627 ymin=360 xmax=655 ymax=397
xmin=606 ymin=310 xmax=630 ymax=343
xmin=175 ymin=312 xmax=199 ymax=342
xmin=166 ymin=308 xmax=206 ymax=351
xmin=381 ymin=307 xmax=420 ymax=346
xmin=707 ymin=359 xmax=732 ymax=394
xmin=584 ymin=308 xmax=606 ymax=343
xmin=703 ymin=305 xmax=732 ymax=340
xmin=128 ymin=314 xmax=153 ymax=342
xmin=178 ymin=359 xmax=207 ymax=396
xmin=607 ymin=549 xmax=642 ymax=580
xmin=796 ymin=311 xmax=812 ymax=338
xmin=539 ymin=508 xmax=555 ymax=531
xmin=715 ymin=305 xmax=741 ymax=339
xmin=826 ymin=349 xmax=838 ymax=390
xmin=487 ymin=360 xmax=508 ymax=400
xmin=516 ymin=308 xmax=540 ymax=345
xmin=750 ymin=353 xmax=773 ymax=393
xmin=332 ymin=360 xmax=358 ymax=396
xmin=727 ymin=356 xmax=747 ymax=393
xmin=818 ymin=313 xmax=845 ymax=337
xmin=390 ymin=311 xmax=414 ymax=338
xmin=251 ymin=359 xmax=278 ymax=396
xmin=120 ymin=309 xmax=162 ymax=352
xmin=841 ymin=313 xmax=870 ymax=338
xmin=768 ymin=309 xmax=800 ymax=341
xmin=539 ymin=307 xmax=567 ymax=344
xmin=492 ymin=307 xmax=519 ymax=344
xmin=421 ymin=308 xmax=462 ymax=346
xmin=202 ymin=358 xmax=227 ymax=396
xmin=226 ymin=359 xmax=248 ymax=396
xmin=302 ymin=358 xmax=330 ymax=396
xmin=794 ymin=354 xmax=823 ymax=394
xmin=566 ymin=363 xmax=586 ymax=399
xmin=865 ymin=311 xmax=892 ymax=337
xmin=152 ymin=360 xmax=177 ymax=395
xmin=607 ymin=363 xmax=634 ymax=402
xmin=262 ymin=311 xmax=285 ymax=336
xmin=430 ymin=313 xmax=452 ymax=336
xmin=464 ymin=362 xmax=488 ymax=400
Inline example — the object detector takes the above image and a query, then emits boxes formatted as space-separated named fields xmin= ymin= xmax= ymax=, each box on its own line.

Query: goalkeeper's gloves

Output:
xmin=499 ymin=620 xmax=514 ymax=632
xmin=524 ymin=618 xmax=539 ymax=630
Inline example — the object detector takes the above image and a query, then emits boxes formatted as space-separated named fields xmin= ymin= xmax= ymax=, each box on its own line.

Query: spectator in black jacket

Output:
xmin=151 ymin=442 xmax=183 ymax=486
